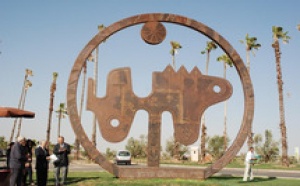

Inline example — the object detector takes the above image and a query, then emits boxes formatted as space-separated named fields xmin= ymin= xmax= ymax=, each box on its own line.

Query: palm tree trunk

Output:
xmin=205 ymin=52 xmax=210 ymax=74
xmin=246 ymin=49 xmax=250 ymax=73
xmin=92 ymin=47 xmax=99 ymax=146
xmin=57 ymin=111 xmax=62 ymax=138
xmin=200 ymin=51 xmax=210 ymax=163
xmin=172 ymin=55 xmax=176 ymax=70
xmin=74 ymin=61 xmax=87 ymax=160
xmin=200 ymin=120 xmax=206 ymax=163
xmin=223 ymin=101 xmax=227 ymax=151
xmin=223 ymin=62 xmax=228 ymax=151
xmin=272 ymin=40 xmax=289 ymax=167
xmin=246 ymin=49 xmax=253 ymax=148
xmin=46 ymin=81 xmax=56 ymax=142
xmin=15 ymin=88 xmax=28 ymax=140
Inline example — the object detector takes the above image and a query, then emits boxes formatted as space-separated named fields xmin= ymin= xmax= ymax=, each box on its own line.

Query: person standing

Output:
xmin=9 ymin=136 xmax=27 ymax=186
xmin=23 ymin=139 xmax=36 ymax=186
xmin=6 ymin=142 xmax=14 ymax=168
xmin=53 ymin=136 xmax=71 ymax=186
xmin=243 ymin=146 xmax=257 ymax=181
xmin=35 ymin=140 xmax=50 ymax=186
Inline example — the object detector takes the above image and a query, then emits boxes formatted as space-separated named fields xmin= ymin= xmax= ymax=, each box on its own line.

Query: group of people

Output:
xmin=7 ymin=136 xmax=70 ymax=186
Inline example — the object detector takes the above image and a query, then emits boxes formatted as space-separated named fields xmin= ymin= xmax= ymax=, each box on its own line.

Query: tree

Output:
xmin=169 ymin=40 xmax=182 ymax=158
xmin=46 ymin=72 xmax=58 ymax=142
xmin=253 ymin=130 xmax=279 ymax=163
xmin=207 ymin=135 xmax=229 ymax=160
xmin=272 ymin=26 xmax=290 ymax=167
xmin=105 ymin=147 xmax=116 ymax=159
xmin=55 ymin=103 xmax=68 ymax=138
xmin=170 ymin=41 xmax=182 ymax=70
xmin=91 ymin=24 xmax=106 ymax=147
xmin=239 ymin=34 xmax=261 ymax=73
xmin=200 ymin=41 xmax=218 ymax=163
xmin=0 ymin=136 xmax=8 ymax=150
xmin=165 ymin=137 xmax=188 ymax=159
xmin=240 ymin=33 xmax=261 ymax=148
xmin=138 ymin=134 xmax=148 ymax=158
xmin=201 ymin=41 xmax=218 ymax=74
xmin=125 ymin=135 xmax=147 ymax=159
xmin=74 ymin=60 xmax=87 ymax=160
xmin=9 ymin=69 xmax=33 ymax=142
xmin=217 ymin=54 xmax=233 ymax=152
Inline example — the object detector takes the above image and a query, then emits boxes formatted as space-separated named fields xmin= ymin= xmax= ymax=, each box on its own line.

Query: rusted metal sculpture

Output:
xmin=67 ymin=13 xmax=254 ymax=179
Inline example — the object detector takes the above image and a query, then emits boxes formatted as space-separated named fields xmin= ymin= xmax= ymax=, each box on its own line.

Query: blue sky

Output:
xmin=1 ymin=1 xmax=299 ymax=156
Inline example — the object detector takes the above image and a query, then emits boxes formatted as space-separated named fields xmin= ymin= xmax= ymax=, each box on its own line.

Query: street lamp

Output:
xmin=10 ymin=69 xmax=33 ymax=142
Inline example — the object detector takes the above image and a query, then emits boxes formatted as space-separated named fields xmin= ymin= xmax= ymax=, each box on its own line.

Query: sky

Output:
xmin=0 ymin=1 xmax=300 ymax=156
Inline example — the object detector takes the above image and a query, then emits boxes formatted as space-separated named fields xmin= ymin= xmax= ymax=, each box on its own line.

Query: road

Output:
xmin=63 ymin=161 xmax=300 ymax=179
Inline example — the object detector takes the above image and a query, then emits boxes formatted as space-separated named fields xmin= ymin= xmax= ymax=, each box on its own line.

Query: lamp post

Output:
xmin=15 ymin=80 xmax=32 ymax=140
xmin=10 ymin=69 xmax=33 ymax=142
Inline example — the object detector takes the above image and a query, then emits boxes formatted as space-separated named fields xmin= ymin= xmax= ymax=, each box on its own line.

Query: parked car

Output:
xmin=115 ymin=150 xmax=131 ymax=165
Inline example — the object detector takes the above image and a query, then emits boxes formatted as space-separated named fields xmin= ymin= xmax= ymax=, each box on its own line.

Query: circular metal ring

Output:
xmin=67 ymin=13 xmax=254 ymax=179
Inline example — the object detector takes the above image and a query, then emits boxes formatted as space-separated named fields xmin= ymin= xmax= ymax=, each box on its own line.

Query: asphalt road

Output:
xmin=62 ymin=161 xmax=300 ymax=179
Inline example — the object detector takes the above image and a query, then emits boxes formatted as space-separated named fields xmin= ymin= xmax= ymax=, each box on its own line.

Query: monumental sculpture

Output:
xmin=67 ymin=13 xmax=254 ymax=179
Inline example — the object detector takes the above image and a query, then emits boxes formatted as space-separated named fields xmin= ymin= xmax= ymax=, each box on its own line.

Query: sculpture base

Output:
xmin=118 ymin=167 xmax=205 ymax=180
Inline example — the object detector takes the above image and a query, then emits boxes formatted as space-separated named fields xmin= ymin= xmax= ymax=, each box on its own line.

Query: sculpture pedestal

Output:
xmin=118 ymin=167 xmax=205 ymax=180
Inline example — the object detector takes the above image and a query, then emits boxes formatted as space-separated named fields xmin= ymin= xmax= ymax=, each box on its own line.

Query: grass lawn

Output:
xmin=43 ymin=171 xmax=299 ymax=186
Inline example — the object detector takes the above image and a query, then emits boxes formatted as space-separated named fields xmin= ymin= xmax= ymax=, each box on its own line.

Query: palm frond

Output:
xmin=52 ymin=72 xmax=58 ymax=81
xmin=217 ymin=54 xmax=233 ymax=67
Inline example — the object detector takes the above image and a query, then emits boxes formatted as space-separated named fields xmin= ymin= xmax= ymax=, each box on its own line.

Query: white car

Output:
xmin=115 ymin=150 xmax=131 ymax=165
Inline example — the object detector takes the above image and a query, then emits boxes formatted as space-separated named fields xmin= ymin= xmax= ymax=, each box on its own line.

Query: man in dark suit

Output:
xmin=35 ymin=140 xmax=50 ymax=186
xmin=53 ymin=136 xmax=71 ymax=186
xmin=6 ymin=142 xmax=14 ymax=168
xmin=9 ymin=136 xmax=27 ymax=186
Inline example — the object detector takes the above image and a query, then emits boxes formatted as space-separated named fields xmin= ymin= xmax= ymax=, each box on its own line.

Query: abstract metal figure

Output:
xmin=67 ymin=13 xmax=254 ymax=179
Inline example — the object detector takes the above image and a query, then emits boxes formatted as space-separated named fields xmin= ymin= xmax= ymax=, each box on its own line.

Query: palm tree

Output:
xmin=239 ymin=34 xmax=261 ymax=73
xmin=170 ymin=41 xmax=182 ymax=70
xmin=272 ymin=26 xmax=290 ymax=167
xmin=15 ymin=80 xmax=32 ymax=140
xmin=240 ymin=34 xmax=261 ymax=148
xmin=199 ymin=41 xmax=218 ymax=163
xmin=201 ymin=41 xmax=218 ymax=74
xmin=217 ymin=54 xmax=233 ymax=152
xmin=74 ymin=60 xmax=87 ymax=160
xmin=56 ymin=103 xmax=68 ymax=138
xmin=46 ymin=72 xmax=58 ymax=142
xmin=91 ymin=24 xmax=106 ymax=147
xmin=9 ymin=69 xmax=33 ymax=142
xmin=168 ymin=40 xmax=182 ymax=159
